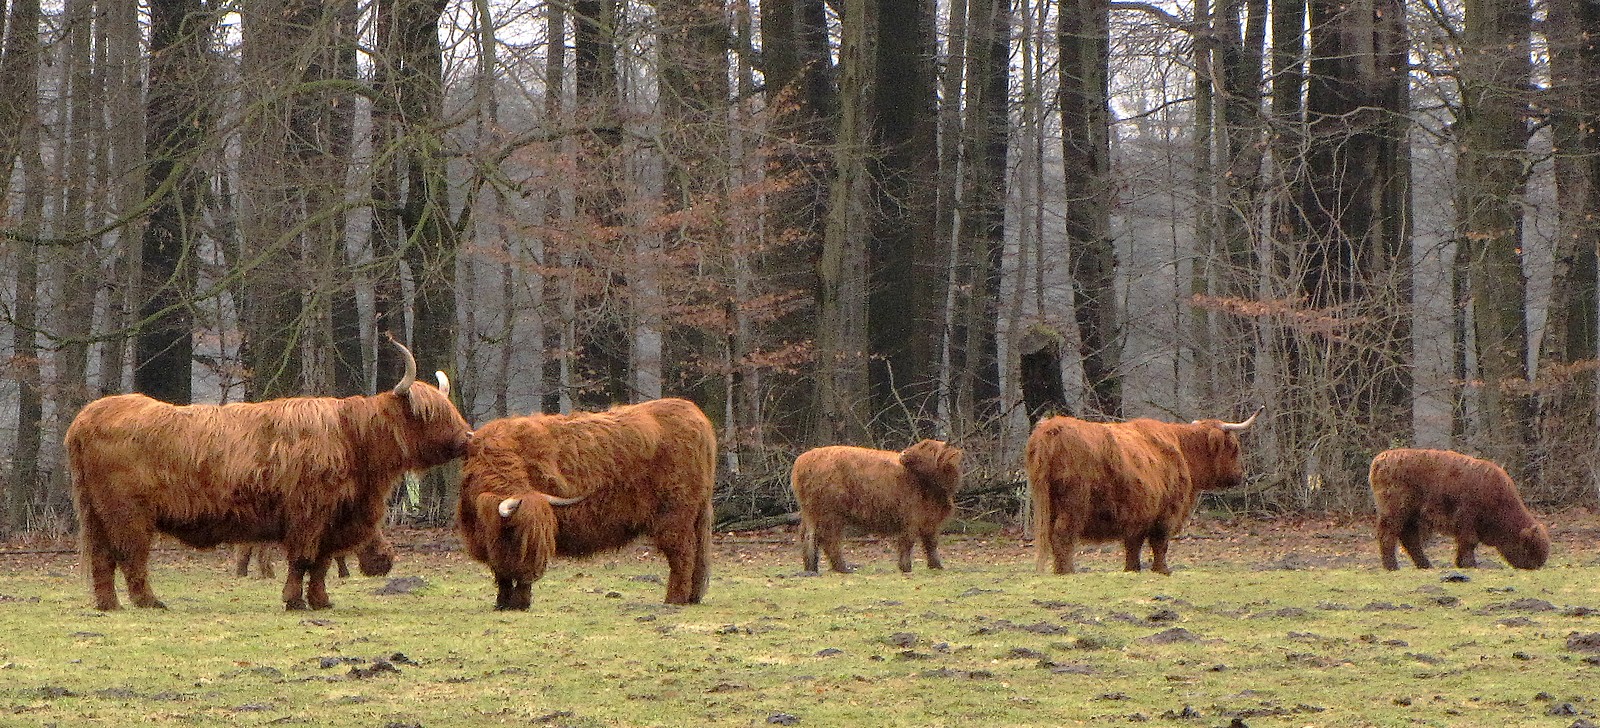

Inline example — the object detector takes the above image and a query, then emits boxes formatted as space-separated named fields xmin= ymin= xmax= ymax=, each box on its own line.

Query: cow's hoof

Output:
xmin=284 ymin=599 xmax=309 ymax=611
xmin=310 ymin=601 xmax=333 ymax=611
xmin=93 ymin=600 xmax=121 ymax=611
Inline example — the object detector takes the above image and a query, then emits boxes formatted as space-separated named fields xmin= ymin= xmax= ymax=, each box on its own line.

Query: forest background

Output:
xmin=1 ymin=0 xmax=1596 ymax=533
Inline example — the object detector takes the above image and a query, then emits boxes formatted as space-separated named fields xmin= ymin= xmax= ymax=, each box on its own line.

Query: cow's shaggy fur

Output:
xmin=232 ymin=532 xmax=396 ymax=580
xmin=1027 ymin=412 xmax=1258 ymax=575
xmin=458 ymin=398 xmax=717 ymax=607
xmin=1368 ymin=448 xmax=1550 ymax=570
xmin=66 ymin=341 xmax=470 ymax=611
xmin=790 ymin=440 xmax=964 ymax=573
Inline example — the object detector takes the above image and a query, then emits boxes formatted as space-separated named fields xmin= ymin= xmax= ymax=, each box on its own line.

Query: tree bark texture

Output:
xmin=1059 ymin=0 xmax=1122 ymax=417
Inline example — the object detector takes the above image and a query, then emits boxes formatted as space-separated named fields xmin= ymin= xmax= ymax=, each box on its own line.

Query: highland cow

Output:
xmin=66 ymin=337 xmax=470 ymax=611
xmin=1368 ymin=448 xmax=1550 ymax=570
xmin=1027 ymin=408 xmax=1261 ymax=575
xmin=231 ymin=532 xmax=396 ymax=580
xmin=458 ymin=398 xmax=716 ymax=608
xmin=790 ymin=440 xmax=964 ymax=574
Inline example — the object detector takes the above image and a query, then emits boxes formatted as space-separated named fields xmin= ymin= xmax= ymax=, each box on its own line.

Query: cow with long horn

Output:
xmin=457 ymin=398 xmax=717 ymax=608
xmin=66 ymin=335 xmax=471 ymax=611
xmin=1027 ymin=407 xmax=1262 ymax=575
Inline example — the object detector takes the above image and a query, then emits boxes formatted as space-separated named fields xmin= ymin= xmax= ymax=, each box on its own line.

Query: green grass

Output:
xmin=0 ymin=527 xmax=1597 ymax=727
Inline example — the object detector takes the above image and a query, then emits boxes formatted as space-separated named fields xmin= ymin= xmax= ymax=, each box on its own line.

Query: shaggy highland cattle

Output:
xmin=790 ymin=440 xmax=964 ymax=574
xmin=66 ymin=337 xmax=470 ymax=611
xmin=1027 ymin=408 xmax=1261 ymax=575
xmin=458 ymin=398 xmax=716 ymax=608
xmin=231 ymin=531 xmax=396 ymax=580
xmin=1368 ymin=448 xmax=1550 ymax=570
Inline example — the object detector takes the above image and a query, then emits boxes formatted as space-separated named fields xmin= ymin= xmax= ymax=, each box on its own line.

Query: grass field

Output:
xmin=1 ymin=514 xmax=1598 ymax=727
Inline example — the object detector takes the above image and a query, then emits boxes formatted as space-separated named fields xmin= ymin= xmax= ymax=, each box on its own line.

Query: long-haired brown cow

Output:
xmin=458 ymin=398 xmax=716 ymax=608
xmin=1368 ymin=448 xmax=1549 ymax=570
xmin=1027 ymin=408 xmax=1260 ymax=575
xmin=66 ymin=337 xmax=470 ymax=611
xmin=790 ymin=440 xmax=964 ymax=574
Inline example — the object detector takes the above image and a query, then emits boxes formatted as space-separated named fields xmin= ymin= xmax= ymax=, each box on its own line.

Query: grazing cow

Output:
xmin=1027 ymin=408 xmax=1261 ymax=575
xmin=66 ymin=337 xmax=470 ymax=611
xmin=458 ymin=398 xmax=716 ymax=608
xmin=790 ymin=440 xmax=964 ymax=574
xmin=231 ymin=532 xmax=396 ymax=580
xmin=1368 ymin=448 xmax=1550 ymax=570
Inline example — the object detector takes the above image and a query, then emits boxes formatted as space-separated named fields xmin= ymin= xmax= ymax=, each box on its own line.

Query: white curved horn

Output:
xmin=1218 ymin=405 xmax=1265 ymax=432
xmin=541 ymin=493 xmax=585 ymax=507
xmin=387 ymin=332 xmax=417 ymax=397
xmin=497 ymin=498 xmax=522 ymax=518
xmin=435 ymin=371 xmax=450 ymax=398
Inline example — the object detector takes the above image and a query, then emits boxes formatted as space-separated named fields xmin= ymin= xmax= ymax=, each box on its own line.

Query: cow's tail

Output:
xmin=800 ymin=518 xmax=819 ymax=573
xmin=1031 ymin=478 xmax=1054 ymax=573
xmin=1027 ymin=438 xmax=1054 ymax=574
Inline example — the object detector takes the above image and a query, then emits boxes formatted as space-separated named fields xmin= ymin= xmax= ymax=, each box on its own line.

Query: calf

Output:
xmin=791 ymin=440 xmax=964 ymax=573
xmin=1368 ymin=448 xmax=1549 ymax=570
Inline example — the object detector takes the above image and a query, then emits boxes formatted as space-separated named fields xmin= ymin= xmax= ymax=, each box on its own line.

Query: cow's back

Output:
xmin=1369 ymin=448 xmax=1519 ymax=523
xmin=792 ymin=445 xmax=920 ymax=533
xmin=1027 ymin=417 xmax=1192 ymax=540
xmin=470 ymin=398 xmax=716 ymax=557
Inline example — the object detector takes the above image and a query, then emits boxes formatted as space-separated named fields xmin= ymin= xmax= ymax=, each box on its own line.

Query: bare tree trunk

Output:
xmin=1534 ymin=0 xmax=1600 ymax=502
xmin=1059 ymin=0 xmax=1121 ymax=416
xmin=869 ymin=0 xmax=942 ymax=437
xmin=1189 ymin=0 xmax=1216 ymax=411
xmin=239 ymin=0 xmax=311 ymax=400
xmin=48 ymin=0 xmax=100 ymax=505
xmin=4 ymin=50 xmax=44 ymax=531
xmin=1457 ymin=0 xmax=1532 ymax=477
xmin=816 ymin=0 xmax=875 ymax=444
xmin=97 ymin=0 xmax=143 ymax=397
xmin=573 ymin=0 xmax=630 ymax=408
xmin=955 ymin=0 xmax=1012 ymax=431
xmin=0 ymin=0 xmax=41 ymax=177
xmin=136 ymin=0 xmax=210 ymax=404
xmin=1211 ymin=0 xmax=1266 ymax=411
xmin=541 ymin=1 xmax=567 ymax=414
xmin=758 ymin=0 xmax=834 ymax=442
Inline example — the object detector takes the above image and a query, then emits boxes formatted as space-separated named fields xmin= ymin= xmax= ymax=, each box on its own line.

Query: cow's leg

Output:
xmin=257 ymin=546 xmax=275 ymax=579
xmin=655 ymin=514 xmax=703 ymax=605
xmin=282 ymin=560 xmax=309 ymax=610
xmin=114 ymin=526 xmax=165 ymax=609
xmin=1148 ymin=530 xmax=1173 ymax=576
xmin=817 ymin=520 xmax=853 ymax=574
xmin=508 ymin=578 xmax=533 ymax=611
xmin=1398 ymin=519 xmax=1431 ymax=569
xmin=686 ymin=499 xmax=712 ymax=603
xmin=1048 ymin=516 xmax=1078 ymax=575
xmin=895 ymin=533 xmax=916 ymax=573
xmin=493 ymin=576 xmax=508 ymax=610
xmin=921 ymin=532 xmax=944 ymax=570
xmin=305 ymin=556 xmax=335 ymax=610
xmin=801 ymin=520 xmax=821 ymax=573
xmin=1122 ymin=533 xmax=1146 ymax=572
xmin=1376 ymin=516 xmax=1402 ymax=570
xmin=1451 ymin=511 xmax=1480 ymax=568
xmin=232 ymin=544 xmax=252 ymax=577
xmin=335 ymin=556 xmax=350 ymax=579
xmin=80 ymin=509 xmax=121 ymax=611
